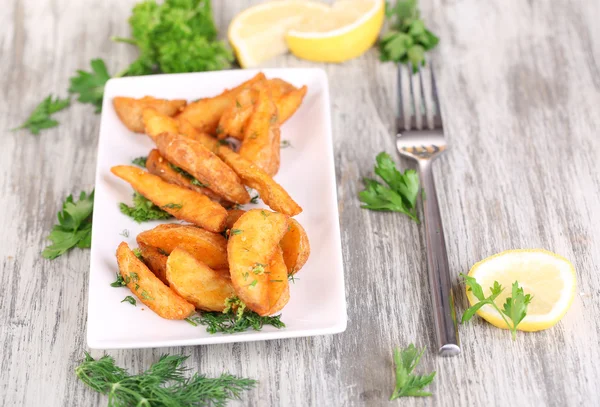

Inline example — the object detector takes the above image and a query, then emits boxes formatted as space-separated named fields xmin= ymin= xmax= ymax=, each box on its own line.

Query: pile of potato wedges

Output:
xmin=112 ymin=73 xmax=310 ymax=321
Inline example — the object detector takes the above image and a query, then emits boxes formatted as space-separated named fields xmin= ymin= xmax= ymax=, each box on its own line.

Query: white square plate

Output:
xmin=88 ymin=68 xmax=347 ymax=349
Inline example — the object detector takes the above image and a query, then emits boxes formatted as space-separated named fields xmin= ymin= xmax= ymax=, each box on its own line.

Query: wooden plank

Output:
xmin=1 ymin=0 xmax=599 ymax=406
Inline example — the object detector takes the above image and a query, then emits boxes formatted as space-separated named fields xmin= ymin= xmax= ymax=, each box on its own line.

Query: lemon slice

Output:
xmin=466 ymin=249 xmax=576 ymax=332
xmin=285 ymin=0 xmax=385 ymax=63
xmin=228 ymin=1 xmax=331 ymax=68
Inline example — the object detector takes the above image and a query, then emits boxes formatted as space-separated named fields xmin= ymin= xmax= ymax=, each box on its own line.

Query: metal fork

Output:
xmin=396 ymin=63 xmax=460 ymax=356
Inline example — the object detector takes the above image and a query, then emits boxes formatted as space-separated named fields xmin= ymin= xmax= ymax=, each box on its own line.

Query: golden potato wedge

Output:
xmin=280 ymin=218 xmax=310 ymax=274
xmin=177 ymin=73 xmax=266 ymax=134
xmin=177 ymin=118 xmax=220 ymax=148
xmin=137 ymin=224 xmax=228 ymax=269
xmin=113 ymin=96 xmax=186 ymax=133
xmin=217 ymin=147 xmax=302 ymax=216
xmin=265 ymin=247 xmax=290 ymax=315
xmin=138 ymin=243 xmax=169 ymax=285
xmin=225 ymin=209 xmax=247 ymax=230
xmin=217 ymin=88 xmax=255 ymax=140
xmin=142 ymin=108 xmax=179 ymax=141
xmin=239 ymin=82 xmax=281 ymax=176
xmin=268 ymin=78 xmax=296 ymax=97
xmin=111 ymin=165 xmax=227 ymax=232
xmin=156 ymin=134 xmax=250 ymax=205
xmin=277 ymin=85 xmax=307 ymax=124
xmin=166 ymin=248 xmax=236 ymax=312
xmin=227 ymin=209 xmax=289 ymax=315
xmin=116 ymin=242 xmax=194 ymax=319
xmin=145 ymin=149 xmax=232 ymax=207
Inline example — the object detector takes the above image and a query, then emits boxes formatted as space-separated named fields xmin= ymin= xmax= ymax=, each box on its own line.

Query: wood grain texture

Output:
xmin=1 ymin=0 xmax=600 ymax=406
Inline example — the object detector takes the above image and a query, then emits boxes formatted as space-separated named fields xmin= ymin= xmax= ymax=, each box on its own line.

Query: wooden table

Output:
xmin=2 ymin=1 xmax=599 ymax=406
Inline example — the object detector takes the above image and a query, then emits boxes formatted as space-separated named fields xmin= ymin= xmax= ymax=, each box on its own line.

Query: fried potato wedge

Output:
xmin=116 ymin=242 xmax=194 ymax=319
xmin=156 ymin=134 xmax=250 ymax=205
xmin=265 ymin=247 xmax=290 ymax=315
xmin=142 ymin=108 xmax=179 ymax=141
xmin=277 ymin=85 xmax=307 ymax=124
xmin=145 ymin=149 xmax=231 ymax=207
xmin=177 ymin=73 xmax=266 ymax=134
xmin=217 ymin=87 xmax=254 ymax=140
xmin=177 ymin=118 xmax=220 ymax=147
xmin=217 ymin=147 xmax=302 ymax=216
xmin=137 ymin=224 xmax=228 ymax=270
xmin=111 ymin=165 xmax=227 ymax=232
xmin=280 ymin=219 xmax=310 ymax=274
xmin=166 ymin=248 xmax=236 ymax=312
xmin=239 ymin=82 xmax=281 ymax=176
xmin=139 ymin=243 xmax=169 ymax=285
xmin=113 ymin=96 xmax=186 ymax=133
xmin=227 ymin=209 xmax=289 ymax=315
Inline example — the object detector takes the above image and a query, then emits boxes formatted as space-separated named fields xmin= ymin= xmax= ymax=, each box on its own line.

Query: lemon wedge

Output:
xmin=466 ymin=249 xmax=576 ymax=332
xmin=228 ymin=1 xmax=331 ymax=68
xmin=286 ymin=0 xmax=385 ymax=63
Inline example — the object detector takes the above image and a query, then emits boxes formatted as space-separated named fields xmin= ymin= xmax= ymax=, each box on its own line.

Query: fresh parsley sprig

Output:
xmin=42 ymin=190 xmax=94 ymax=259
xmin=119 ymin=192 xmax=172 ymax=223
xmin=461 ymin=274 xmax=533 ymax=340
xmin=68 ymin=59 xmax=114 ymax=113
xmin=359 ymin=152 xmax=420 ymax=222
xmin=390 ymin=344 xmax=436 ymax=399
xmin=75 ymin=352 xmax=257 ymax=406
xmin=380 ymin=0 xmax=439 ymax=70
xmin=11 ymin=95 xmax=70 ymax=135
xmin=131 ymin=156 xmax=147 ymax=167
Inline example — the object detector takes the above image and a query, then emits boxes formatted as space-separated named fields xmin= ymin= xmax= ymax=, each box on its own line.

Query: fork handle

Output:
xmin=418 ymin=160 xmax=460 ymax=356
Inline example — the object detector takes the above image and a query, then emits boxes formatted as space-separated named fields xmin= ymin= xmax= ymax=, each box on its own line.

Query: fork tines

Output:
xmin=397 ymin=63 xmax=443 ymax=132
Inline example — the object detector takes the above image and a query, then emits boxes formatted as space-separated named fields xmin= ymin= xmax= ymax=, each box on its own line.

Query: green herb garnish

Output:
xmin=68 ymin=59 xmax=112 ymax=113
xmin=280 ymin=140 xmax=293 ymax=148
xmin=141 ymin=290 xmax=154 ymax=300
xmin=131 ymin=156 xmax=147 ymax=167
xmin=121 ymin=296 xmax=136 ymax=306
xmin=11 ymin=95 xmax=70 ymax=135
xmin=162 ymin=203 xmax=183 ymax=210
xmin=379 ymin=0 xmax=439 ymax=71
xmin=133 ymin=248 xmax=143 ymax=260
xmin=119 ymin=192 xmax=172 ymax=223
xmin=250 ymin=195 xmax=259 ymax=204
xmin=252 ymin=263 xmax=266 ymax=275
xmin=230 ymin=229 xmax=242 ymax=235
xmin=110 ymin=273 xmax=127 ymax=287
xmin=42 ymin=190 xmax=94 ymax=259
xmin=193 ymin=296 xmax=285 ymax=334
xmin=169 ymin=163 xmax=207 ymax=187
xmin=390 ymin=344 xmax=436 ymax=399
xmin=359 ymin=152 xmax=420 ymax=222
xmin=461 ymin=274 xmax=533 ymax=340
xmin=75 ymin=352 xmax=256 ymax=405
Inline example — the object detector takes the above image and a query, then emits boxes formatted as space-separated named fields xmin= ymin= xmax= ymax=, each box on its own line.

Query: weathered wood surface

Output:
xmin=1 ymin=0 xmax=600 ymax=406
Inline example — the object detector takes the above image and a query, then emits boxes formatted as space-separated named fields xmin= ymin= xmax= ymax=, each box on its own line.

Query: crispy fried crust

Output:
xmin=280 ymin=219 xmax=310 ymax=274
xmin=116 ymin=242 xmax=194 ymax=319
xmin=217 ymin=147 xmax=302 ymax=216
xmin=177 ymin=73 xmax=266 ymax=134
xmin=225 ymin=209 xmax=247 ymax=230
xmin=137 ymin=224 xmax=228 ymax=270
xmin=166 ymin=248 xmax=236 ymax=312
xmin=227 ymin=209 xmax=289 ymax=315
xmin=277 ymin=85 xmax=307 ymax=124
xmin=113 ymin=96 xmax=186 ymax=133
xmin=156 ymin=134 xmax=250 ymax=205
xmin=265 ymin=247 xmax=290 ymax=315
xmin=139 ymin=243 xmax=169 ymax=285
xmin=111 ymin=165 xmax=227 ymax=232
xmin=239 ymin=82 xmax=281 ymax=176
xmin=145 ymin=149 xmax=232 ymax=207
xmin=142 ymin=108 xmax=179 ymax=141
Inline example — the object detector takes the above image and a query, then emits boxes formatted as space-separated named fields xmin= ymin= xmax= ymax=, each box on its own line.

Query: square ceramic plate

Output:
xmin=87 ymin=68 xmax=347 ymax=349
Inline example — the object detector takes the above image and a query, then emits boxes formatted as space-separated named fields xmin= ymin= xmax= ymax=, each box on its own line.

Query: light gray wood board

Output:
xmin=1 ymin=0 xmax=599 ymax=406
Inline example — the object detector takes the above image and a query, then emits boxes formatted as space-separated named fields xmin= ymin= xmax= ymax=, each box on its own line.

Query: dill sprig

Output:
xmin=75 ymin=352 xmax=257 ymax=407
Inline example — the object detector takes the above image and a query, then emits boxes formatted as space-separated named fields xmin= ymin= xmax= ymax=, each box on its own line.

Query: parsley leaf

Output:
xmin=359 ymin=152 xmax=420 ymax=222
xmin=12 ymin=95 xmax=70 ymax=135
xmin=131 ymin=156 xmax=147 ymax=167
xmin=380 ymin=0 xmax=439 ymax=71
xmin=68 ymin=59 xmax=112 ymax=113
xmin=119 ymin=192 xmax=172 ymax=223
xmin=121 ymin=296 xmax=137 ymax=306
xmin=461 ymin=274 xmax=533 ymax=340
xmin=42 ymin=190 xmax=94 ymax=259
xmin=115 ymin=0 xmax=233 ymax=76
xmin=390 ymin=344 xmax=436 ymax=399
xmin=192 ymin=296 xmax=285 ymax=334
